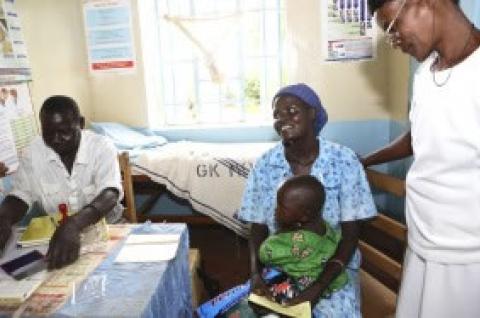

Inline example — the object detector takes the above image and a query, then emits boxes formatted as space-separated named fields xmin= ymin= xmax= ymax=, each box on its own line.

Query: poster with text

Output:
xmin=0 ymin=82 xmax=37 ymax=175
xmin=321 ymin=0 xmax=377 ymax=62
xmin=83 ymin=0 xmax=136 ymax=73
xmin=0 ymin=0 xmax=31 ymax=82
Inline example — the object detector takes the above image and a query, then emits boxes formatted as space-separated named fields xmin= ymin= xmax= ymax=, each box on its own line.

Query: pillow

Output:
xmin=90 ymin=122 xmax=168 ymax=150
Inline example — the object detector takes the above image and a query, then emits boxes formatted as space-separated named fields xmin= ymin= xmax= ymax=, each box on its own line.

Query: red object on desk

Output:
xmin=58 ymin=203 xmax=68 ymax=225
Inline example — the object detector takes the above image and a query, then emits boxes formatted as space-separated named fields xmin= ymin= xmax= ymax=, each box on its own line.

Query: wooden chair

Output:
xmin=360 ymin=169 xmax=407 ymax=318
xmin=118 ymin=152 xmax=138 ymax=223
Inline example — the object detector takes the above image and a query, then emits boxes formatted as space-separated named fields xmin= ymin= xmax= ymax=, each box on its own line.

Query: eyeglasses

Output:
xmin=384 ymin=0 xmax=407 ymax=45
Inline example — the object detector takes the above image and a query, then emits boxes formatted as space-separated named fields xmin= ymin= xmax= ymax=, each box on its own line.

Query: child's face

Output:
xmin=275 ymin=187 xmax=310 ymax=231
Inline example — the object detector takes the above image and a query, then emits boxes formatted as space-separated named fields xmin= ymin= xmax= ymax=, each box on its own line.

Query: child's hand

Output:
xmin=250 ymin=272 xmax=271 ymax=297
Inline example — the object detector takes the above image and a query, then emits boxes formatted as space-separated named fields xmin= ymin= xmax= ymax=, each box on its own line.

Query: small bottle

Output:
xmin=58 ymin=203 xmax=68 ymax=225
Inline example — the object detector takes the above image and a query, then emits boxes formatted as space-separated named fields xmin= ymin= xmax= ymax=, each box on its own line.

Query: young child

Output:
xmin=196 ymin=175 xmax=348 ymax=318
xmin=252 ymin=175 xmax=348 ymax=306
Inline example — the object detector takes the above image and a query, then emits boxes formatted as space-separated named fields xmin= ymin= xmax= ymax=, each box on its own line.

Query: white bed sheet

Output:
xmin=132 ymin=141 xmax=276 ymax=237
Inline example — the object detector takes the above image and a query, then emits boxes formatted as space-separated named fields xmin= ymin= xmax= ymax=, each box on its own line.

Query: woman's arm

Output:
xmin=249 ymin=223 xmax=270 ymax=294
xmin=285 ymin=220 xmax=360 ymax=307
xmin=361 ymin=131 xmax=413 ymax=167
xmin=249 ymin=223 xmax=269 ymax=275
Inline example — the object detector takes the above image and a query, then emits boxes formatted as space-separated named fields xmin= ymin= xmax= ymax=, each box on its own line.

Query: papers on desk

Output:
xmin=17 ymin=216 xmax=57 ymax=247
xmin=248 ymin=293 xmax=311 ymax=318
xmin=17 ymin=215 xmax=109 ymax=248
xmin=114 ymin=234 xmax=181 ymax=263
xmin=0 ymin=271 xmax=47 ymax=305
xmin=0 ymin=279 xmax=42 ymax=304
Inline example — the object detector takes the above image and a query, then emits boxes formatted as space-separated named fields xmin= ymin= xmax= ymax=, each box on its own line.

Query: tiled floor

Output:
xmin=189 ymin=224 xmax=250 ymax=302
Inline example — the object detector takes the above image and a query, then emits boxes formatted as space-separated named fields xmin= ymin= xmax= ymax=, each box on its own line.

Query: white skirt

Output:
xmin=396 ymin=248 xmax=480 ymax=318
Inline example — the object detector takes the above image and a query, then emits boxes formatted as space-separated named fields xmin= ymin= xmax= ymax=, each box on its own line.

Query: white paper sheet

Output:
xmin=0 ymin=83 xmax=37 ymax=174
xmin=124 ymin=234 xmax=180 ymax=245
xmin=114 ymin=234 xmax=180 ymax=263
xmin=0 ymin=113 xmax=18 ymax=171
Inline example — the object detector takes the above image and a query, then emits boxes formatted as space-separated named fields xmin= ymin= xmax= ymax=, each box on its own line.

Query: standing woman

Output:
xmin=362 ymin=1 xmax=480 ymax=317
xmin=239 ymin=83 xmax=376 ymax=317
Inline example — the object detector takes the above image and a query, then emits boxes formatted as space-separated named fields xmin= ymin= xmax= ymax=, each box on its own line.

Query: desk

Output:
xmin=0 ymin=223 xmax=192 ymax=318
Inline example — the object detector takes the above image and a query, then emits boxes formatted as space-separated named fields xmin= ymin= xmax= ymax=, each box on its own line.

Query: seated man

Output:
xmin=0 ymin=95 xmax=123 ymax=269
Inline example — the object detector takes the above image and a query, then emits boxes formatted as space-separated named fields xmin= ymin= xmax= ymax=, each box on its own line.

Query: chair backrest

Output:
xmin=359 ymin=169 xmax=407 ymax=318
xmin=361 ymin=168 xmax=407 ymax=290
xmin=118 ymin=152 xmax=137 ymax=223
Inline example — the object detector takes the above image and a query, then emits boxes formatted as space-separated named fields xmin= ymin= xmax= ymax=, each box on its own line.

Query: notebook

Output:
xmin=17 ymin=214 xmax=109 ymax=247
xmin=0 ymin=279 xmax=43 ymax=304
xmin=0 ymin=270 xmax=47 ymax=305
xmin=17 ymin=215 xmax=58 ymax=247
xmin=248 ymin=293 xmax=311 ymax=318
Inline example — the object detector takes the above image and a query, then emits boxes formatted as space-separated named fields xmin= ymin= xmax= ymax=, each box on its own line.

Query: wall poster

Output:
xmin=0 ymin=0 xmax=31 ymax=82
xmin=83 ymin=0 xmax=136 ymax=73
xmin=322 ymin=0 xmax=377 ymax=62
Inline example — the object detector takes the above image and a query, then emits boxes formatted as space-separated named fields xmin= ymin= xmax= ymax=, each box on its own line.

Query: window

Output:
xmin=144 ymin=0 xmax=286 ymax=127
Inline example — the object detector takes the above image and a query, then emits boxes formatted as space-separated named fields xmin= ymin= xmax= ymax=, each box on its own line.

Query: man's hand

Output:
xmin=0 ymin=161 xmax=8 ymax=178
xmin=0 ymin=219 xmax=12 ymax=251
xmin=46 ymin=220 xmax=81 ymax=269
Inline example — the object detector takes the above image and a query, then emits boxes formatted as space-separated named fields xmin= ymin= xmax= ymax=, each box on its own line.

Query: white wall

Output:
xmin=87 ymin=0 xmax=148 ymax=126
xmin=286 ymin=1 xmax=409 ymax=122
xmin=16 ymin=0 xmax=92 ymax=122
xmin=16 ymin=0 xmax=410 ymax=127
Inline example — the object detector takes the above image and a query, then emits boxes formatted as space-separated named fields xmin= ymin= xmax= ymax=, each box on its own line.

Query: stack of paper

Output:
xmin=114 ymin=234 xmax=181 ymax=263
xmin=0 ymin=271 xmax=47 ymax=305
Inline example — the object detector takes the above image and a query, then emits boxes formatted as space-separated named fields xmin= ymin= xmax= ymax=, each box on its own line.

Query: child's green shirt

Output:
xmin=259 ymin=224 xmax=348 ymax=294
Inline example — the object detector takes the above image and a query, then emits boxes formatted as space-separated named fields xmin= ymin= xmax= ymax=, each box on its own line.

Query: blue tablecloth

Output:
xmin=56 ymin=223 xmax=192 ymax=318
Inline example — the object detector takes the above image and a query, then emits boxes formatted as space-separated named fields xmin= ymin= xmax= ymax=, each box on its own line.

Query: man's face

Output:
xmin=41 ymin=111 xmax=81 ymax=157
xmin=273 ymin=95 xmax=316 ymax=143
xmin=376 ymin=0 xmax=434 ymax=61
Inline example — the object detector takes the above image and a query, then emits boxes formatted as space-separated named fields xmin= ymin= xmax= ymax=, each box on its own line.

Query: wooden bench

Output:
xmin=360 ymin=169 xmax=407 ymax=318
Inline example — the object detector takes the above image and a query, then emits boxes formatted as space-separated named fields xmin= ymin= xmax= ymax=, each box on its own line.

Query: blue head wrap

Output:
xmin=273 ymin=83 xmax=328 ymax=136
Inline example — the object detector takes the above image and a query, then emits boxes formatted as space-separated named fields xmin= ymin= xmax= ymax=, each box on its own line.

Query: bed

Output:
xmin=132 ymin=141 xmax=275 ymax=236
xmin=92 ymin=122 xmax=276 ymax=237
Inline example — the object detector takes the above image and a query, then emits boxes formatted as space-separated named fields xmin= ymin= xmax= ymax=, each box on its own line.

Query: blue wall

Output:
xmin=461 ymin=0 xmax=480 ymax=27
xmin=143 ymin=119 xmax=409 ymax=222
xmin=153 ymin=119 xmax=406 ymax=155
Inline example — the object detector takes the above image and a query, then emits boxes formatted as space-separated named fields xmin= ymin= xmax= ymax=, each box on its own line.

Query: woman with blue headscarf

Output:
xmin=238 ymin=83 xmax=376 ymax=317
